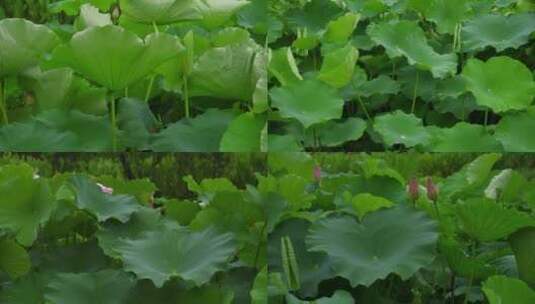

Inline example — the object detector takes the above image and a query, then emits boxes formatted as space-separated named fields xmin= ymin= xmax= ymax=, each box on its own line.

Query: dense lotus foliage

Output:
xmin=0 ymin=159 xmax=268 ymax=303
xmin=267 ymin=0 xmax=535 ymax=152
xmin=0 ymin=0 xmax=268 ymax=152
xmin=267 ymin=153 xmax=535 ymax=303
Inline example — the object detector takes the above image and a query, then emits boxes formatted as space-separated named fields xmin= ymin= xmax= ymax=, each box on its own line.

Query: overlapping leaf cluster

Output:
xmin=267 ymin=153 xmax=535 ymax=303
xmin=268 ymin=0 xmax=535 ymax=152
xmin=0 ymin=162 xmax=270 ymax=303
xmin=0 ymin=0 xmax=268 ymax=152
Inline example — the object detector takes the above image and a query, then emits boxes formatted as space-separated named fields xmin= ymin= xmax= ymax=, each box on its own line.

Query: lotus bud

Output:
xmin=97 ymin=183 xmax=113 ymax=195
xmin=426 ymin=177 xmax=438 ymax=203
xmin=313 ymin=165 xmax=321 ymax=183
xmin=407 ymin=178 xmax=419 ymax=202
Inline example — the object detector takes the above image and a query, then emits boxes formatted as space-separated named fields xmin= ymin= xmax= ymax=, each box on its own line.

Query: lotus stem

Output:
xmin=411 ymin=71 xmax=420 ymax=114
xmin=152 ymin=21 xmax=159 ymax=34
xmin=145 ymin=75 xmax=155 ymax=103
xmin=0 ymin=78 xmax=8 ymax=125
xmin=183 ymin=75 xmax=190 ymax=118
xmin=110 ymin=97 xmax=118 ymax=151
xmin=484 ymin=109 xmax=489 ymax=128
xmin=357 ymin=95 xmax=372 ymax=121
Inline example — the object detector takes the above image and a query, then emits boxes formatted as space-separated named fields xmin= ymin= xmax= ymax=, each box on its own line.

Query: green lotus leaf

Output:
xmin=482 ymin=275 xmax=535 ymax=304
xmin=358 ymin=158 xmax=405 ymax=184
xmin=69 ymin=175 xmax=140 ymax=223
xmin=344 ymin=0 xmax=387 ymax=18
xmin=119 ymin=0 xmax=202 ymax=24
xmin=0 ymin=239 xmax=31 ymax=279
xmin=116 ymin=98 xmax=158 ymax=150
xmin=96 ymin=175 xmax=157 ymax=205
xmin=323 ymin=12 xmax=360 ymax=43
xmin=45 ymin=270 xmax=135 ymax=304
xmin=270 ymin=79 xmax=344 ymax=128
xmin=183 ymin=175 xmax=238 ymax=200
xmin=0 ymin=273 xmax=45 ymax=304
xmin=117 ymin=227 xmax=236 ymax=287
xmin=367 ymin=20 xmax=457 ymax=78
xmin=97 ymin=207 xmax=178 ymax=258
xmin=268 ymin=47 xmax=303 ymax=86
xmin=150 ymin=109 xmax=237 ymax=152
xmin=220 ymin=112 xmax=266 ymax=152
xmin=51 ymin=25 xmax=182 ymax=90
xmin=495 ymin=111 xmax=535 ymax=152
xmin=250 ymin=267 xmax=268 ymax=304
xmin=462 ymin=13 xmax=535 ymax=52
xmin=257 ymin=174 xmax=315 ymax=212
xmin=252 ymin=50 xmax=268 ymax=113
xmin=509 ymin=228 xmax=535 ymax=286
xmin=0 ymin=18 xmax=60 ymax=77
xmin=318 ymin=43 xmax=358 ymax=88
xmin=285 ymin=0 xmax=343 ymax=33
xmin=189 ymin=43 xmax=259 ymax=101
xmin=76 ymin=4 xmax=112 ymax=30
xmin=163 ymin=199 xmax=201 ymax=226
xmin=36 ymin=240 xmax=110 ymax=273
xmin=306 ymin=205 xmax=438 ymax=287
xmin=268 ymin=219 xmax=333 ymax=298
xmin=0 ymin=164 xmax=54 ymax=246
xmin=423 ymin=0 xmax=470 ymax=34
xmin=373 ymin=110 xmax=430 ymax=148
xmin=462 ymin=57 xmax=535 ymax=113
xmin=127 ymin=281 xmax=234 ymax=304
xmin=350 ymin=193 xmax=394 ymax=221
xmin=440 ymin=153 xmax=501 ymax=200
xmin=304 ymin=118 xmax=367 ymax=148
xmin=27 ymin=68 xmax=108 ymax=115
xmin=194 ymin=0 xmax=249 ymax=29
xmin=268 ymin=134 xmax=302 ymax=152
xmin=35 ymin=110 xmax=115 ymax=151
xmin=456 ymin=198 xmax=535 ymax=242
xmin=427 ymin=123 xmax=502 ymax=152
xmin=358 ymin=75 xmax=400 ymax=98
xmin=0 ymin=120 xmax=78 ymax=152
xmin=439 ymin=237 xmax=496 ymax=279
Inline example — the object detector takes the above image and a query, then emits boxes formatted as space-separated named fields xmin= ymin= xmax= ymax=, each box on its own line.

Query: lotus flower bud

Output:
xmin=313 ymin=165 xmax=321 ymax=182
xmin=97 ymin=183 xmax=113 ymax=195
xmin=426 ymin=177 xmax=438 ymax=203
xmin=407 ymin=178 xmax=419 ymax=202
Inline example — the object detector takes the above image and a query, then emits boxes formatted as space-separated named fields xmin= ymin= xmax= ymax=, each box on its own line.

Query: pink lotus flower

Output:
xmin=426 ymin=177 xmax=438 ymax=203
xmin=313 ymin=165 xmax=322 ymax=182
xmin=407 ymin=178 xmax=419 ymax=202
xmin=97 ymin=183 xmax=113 ymax=195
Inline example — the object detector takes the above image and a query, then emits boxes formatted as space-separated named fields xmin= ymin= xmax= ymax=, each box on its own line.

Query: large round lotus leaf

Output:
xmin=462 ymin=13 xmax=535 ymax=52
xmin=45 ymin=270 xmax=135 ymax=304
xmin=439 ymin=238 xmax=496 ymax=279
xmin=119 ymin=0 xmax=202 ymax=24
xmin=509 ymin=228 xmax=535 ymax=286
xmin=0 ymin=120 xmax=78 ymax=152
xmin=268 ymin=134 xmax=302 ymax=152
xmin=482 ymin=275 xmax=535 ymax=304
xmin=96 ymin=207 xmax=179 ymax=258
xmin=285 ymin=0 xmax=343 ymax=33
xmin=495 ymin=111 xmax=535 ymax=152
xmin=51 ymin=25 xmax=182 ymax=90
xmin=367 ymin=20 xmax=457 ymax=78
xmin=304 ymin=117 xmax=367 ymax=148
xmin=422 ymin=0 xmax=470 ymax=34
xmin=189 ymin=43 xmax=259 ymax=101
xmin=427 ymin=123 xmax=502 ymax=152
xmin=268 ymin=47 xmax=303 ymax=86
xmin=220 ymin=112 xmax=266 ymax=152
xmin=69 ymin=175 xmax=140 ymax=223
xmin=456 ymin=198 xmax=535 ymax=242
xmin=462 ymin=57 xmax=535 ymax=112
xmin=324 ymin=13 xmax=360 ymax=43
xmin=268 ymin=219 xmax=333 ymax=298
xmin=0 ymin=239 xmax=31 ymax=279
xmin=318 ymin=43 xmax=358 ymax=88
xmin=0 ymin=18 xmax=60 ymax=77
xmin=306 ymin=205 xmax=438 ymax=287
xmin=150 ymin=109 xmax=237 ymax=152
xmin=270 ymin=78 xmax=344 ymax=128
xmin=116 ymin=227 xmax=236 ymax=287
xmin=0 ymin=164 xmax=54 ymax=246
xmin=373 ymin=110 xmax=430 ymax=148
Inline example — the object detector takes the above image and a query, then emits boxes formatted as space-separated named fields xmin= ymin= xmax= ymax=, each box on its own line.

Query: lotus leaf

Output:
xmin=306 ymin=205 xmax=438 ymax=287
